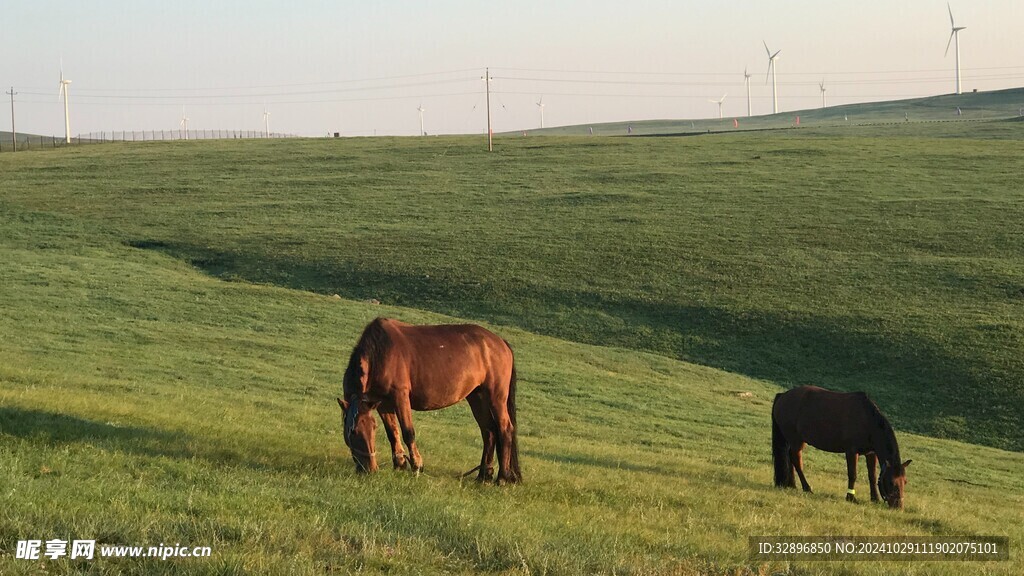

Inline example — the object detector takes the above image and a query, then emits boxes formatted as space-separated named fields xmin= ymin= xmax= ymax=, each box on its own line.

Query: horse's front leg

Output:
xmin=866 ymin=452 xmax=879 ymax=502
xmin=846 ymin=451 xmax=859 ymax=503
xmin=394 ymin=395 xmax=424 ymax=473
xmin=379 ymin=411 xmax=408 ymax=470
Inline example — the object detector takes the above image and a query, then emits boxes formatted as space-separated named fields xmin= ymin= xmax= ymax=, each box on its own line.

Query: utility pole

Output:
xmin=484 ymin=68 xmax=493 ymax=152
xmin=6 ymin=87 xmax=16 ymax=152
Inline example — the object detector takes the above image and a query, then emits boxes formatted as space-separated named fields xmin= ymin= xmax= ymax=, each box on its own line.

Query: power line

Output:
xmin=17 ymin=68 xmax=482 ymax=94
xmin=18 ymin=77 xmax=479 ymax=101
xmin=15 ymin=91 xmax=483 ymax=107
xmin=492 ymin=64 xmax=1024 ymax=76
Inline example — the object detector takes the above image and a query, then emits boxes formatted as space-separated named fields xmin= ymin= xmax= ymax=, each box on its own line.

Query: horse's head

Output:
xmin=877 ymin=459 xmax=912 ymax=509
xmin=336 ymin=396 xmax=378 ymax=473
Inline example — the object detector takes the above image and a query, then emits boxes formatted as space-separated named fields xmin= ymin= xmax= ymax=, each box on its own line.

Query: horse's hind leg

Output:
xmin=866 ymin=452 xmax=879 ymax=502
xmin=846 ymin=451 xmax=859 ymax=503
xmin=394 ymin=396 xmax=424 ymax=473
xmin=380 ymin=411 xmax=408 ymax=470
xmin=467 ymin=389 xmax=496 ymax=482
xmin=487 ymin=389 xmax=517 ymax=485
xmin=791 ymin=444 xmax=812 ymax=493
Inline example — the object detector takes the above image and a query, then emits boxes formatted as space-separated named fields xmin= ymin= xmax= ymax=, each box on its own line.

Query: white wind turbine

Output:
xmin=536 ymin=96 xmax=545 ymax=128
xmin=709 ymin=94 xmax=727 ymax=119
xmin=819 ymin=80 xmax=827 ymax=108
xmin=743 ymin=67 xmax=752 ymax=117
xmin=180 ymin=108 xmax=189 ymax=140
xmin=263 ymin=106 xmax=271 ymax=138
xmin=764 ymin=41 xmax=781 ymax=114
xmin=945 ymin=3 xmax=966 ymax=95
xmin=417 ymin=104 xmax=426 ymax=136
xmin=58 ymin=61 xmax=72 ymax=143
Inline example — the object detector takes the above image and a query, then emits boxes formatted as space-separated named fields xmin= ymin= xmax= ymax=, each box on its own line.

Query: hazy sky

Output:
xmin=2 ymin=1 xmax=1022 ymax=137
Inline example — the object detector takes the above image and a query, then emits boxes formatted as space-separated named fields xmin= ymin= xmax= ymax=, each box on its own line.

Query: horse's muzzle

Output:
xmin=353 ymin=457 xmax=379 ymax=474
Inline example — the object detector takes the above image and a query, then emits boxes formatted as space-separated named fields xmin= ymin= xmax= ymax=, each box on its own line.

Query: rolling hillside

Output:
xmin=2 ymin=115 xmax=1023 ymax=574
xmin=528 ymin=87 xmax=1024 ymax=136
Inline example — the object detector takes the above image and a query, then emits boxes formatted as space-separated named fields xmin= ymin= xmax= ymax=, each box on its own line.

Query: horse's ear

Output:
xmin=337 ymin=397 xmax=349 ymax=411
xmin=902 ymin=459 xmax=912 ymax=469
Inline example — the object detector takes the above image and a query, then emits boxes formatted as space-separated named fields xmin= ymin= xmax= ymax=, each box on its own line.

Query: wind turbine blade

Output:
xmin=763 ymin=40 xmax=771 ymax=57
xmin=945 ymin=31 xmax=954 ymax=56
xmin=772 ymin=50 xmax=781 ymax=59
xmin=948 ymin=3 xmax=955 ymax=28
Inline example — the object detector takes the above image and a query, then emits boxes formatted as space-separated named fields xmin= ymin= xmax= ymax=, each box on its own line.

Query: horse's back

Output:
xmin=374 ymin=318 xmax=513 ymax=410
xmin=774 ymin=386 xmax=873 ymax=453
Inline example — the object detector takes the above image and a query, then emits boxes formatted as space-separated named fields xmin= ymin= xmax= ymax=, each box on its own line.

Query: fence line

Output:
xmin=0 ymin=130 xmax=298 ymax=152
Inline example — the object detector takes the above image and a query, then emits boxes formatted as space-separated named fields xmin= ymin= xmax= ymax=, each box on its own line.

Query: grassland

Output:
xmin=4 ymin=122 xmax=1023 ymax=451
xmin=1 ymin=111 xmax=1023 ymax=574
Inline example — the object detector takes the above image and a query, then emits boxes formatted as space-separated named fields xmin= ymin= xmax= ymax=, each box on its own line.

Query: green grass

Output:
xmin=1 ymin=112 xmax=1023 ymax=574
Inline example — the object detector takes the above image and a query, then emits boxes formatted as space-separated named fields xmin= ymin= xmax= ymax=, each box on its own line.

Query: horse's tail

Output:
xmin=505 ymin=340 xmax=522 ymax=483
xmin=772 ymin=394 xmax=795 ymax=488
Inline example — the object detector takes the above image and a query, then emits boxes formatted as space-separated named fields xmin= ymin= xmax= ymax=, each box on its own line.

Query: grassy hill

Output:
xmin=529 ymin=87 xmax=1024 ymax=136
xmin=3 ymin=125 xmax=1022 ymax=452
xmin=1 ymin=178 xmax=1022 ymax=575
xmin=1 ymin=115 xmax=1023 ymax=573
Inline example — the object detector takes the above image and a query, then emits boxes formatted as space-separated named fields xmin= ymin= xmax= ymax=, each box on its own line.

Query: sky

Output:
xmin=2 ymin=1 xmax=1022 ymax=137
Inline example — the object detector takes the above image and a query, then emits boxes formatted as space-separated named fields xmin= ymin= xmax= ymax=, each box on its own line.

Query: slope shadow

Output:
xmin=129 ymin=240 xmax=1021 ymax=451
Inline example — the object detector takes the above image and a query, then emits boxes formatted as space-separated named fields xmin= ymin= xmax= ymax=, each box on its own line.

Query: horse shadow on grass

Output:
xmin=0 ymin=406 xmax=190 ymax=457
xmin=0 ymin=406 xmax=334 ymax=475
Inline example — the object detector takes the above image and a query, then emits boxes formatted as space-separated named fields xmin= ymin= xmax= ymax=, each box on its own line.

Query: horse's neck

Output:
xmin=873 ymin=422 xmax=901 ymax=467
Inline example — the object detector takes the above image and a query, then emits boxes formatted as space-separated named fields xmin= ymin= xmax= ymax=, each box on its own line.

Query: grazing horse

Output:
xmin=771 ymin=385 xmax=911 ymax=509
xmin=336 ymin=317 xmax=522 ymax=484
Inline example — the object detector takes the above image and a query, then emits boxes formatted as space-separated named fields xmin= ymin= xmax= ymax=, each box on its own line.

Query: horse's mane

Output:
xmin=342 ymin=318 xmax=393 ymax=399
xmin=864 ymin=394 xmax=903 ymax=473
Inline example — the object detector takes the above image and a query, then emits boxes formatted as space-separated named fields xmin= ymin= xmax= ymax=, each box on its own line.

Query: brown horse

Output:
xmin=336 ymin=317 xmax=522 ymax=484
xmin=772 ymin=385 xmax=911 ymax=509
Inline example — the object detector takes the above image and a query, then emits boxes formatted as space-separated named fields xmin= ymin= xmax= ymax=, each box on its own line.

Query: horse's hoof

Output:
xmin=495 ymin=473 xmax=520 ymax=486
xmin=846 ymin=494 xmax=858 ymax=503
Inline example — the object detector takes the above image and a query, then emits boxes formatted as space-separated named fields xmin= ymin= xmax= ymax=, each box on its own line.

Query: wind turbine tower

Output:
xmin=58 ymin=63 xmax=72 ymax=143
xmin=946 ymin=3 xmax=966 ymax=95
xmin=819 ymin=80 xmax=827 ymax=108
xmin=417 ymin=104 xmax=426 ymax=136
xmin=764 ymin=41 xmax=781 ymax=114
xmin=536 ymin=96 xmax=545 ymax=129
xmin=263 ymin=107 xmax=271 ymax=138
xmin=743 ymin=68 xmax=752 ymax=117
xmin=180 ymin=108 xmax=189 ymax=140
xmin=709 ymin=94 xmax=727 ymax=119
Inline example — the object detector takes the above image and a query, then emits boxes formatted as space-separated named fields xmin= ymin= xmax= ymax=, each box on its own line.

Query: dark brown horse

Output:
xmin=336 ymin=317 xmax=521 ymax=484
xmin=772 ymin=386 xmax=911 ymax=509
